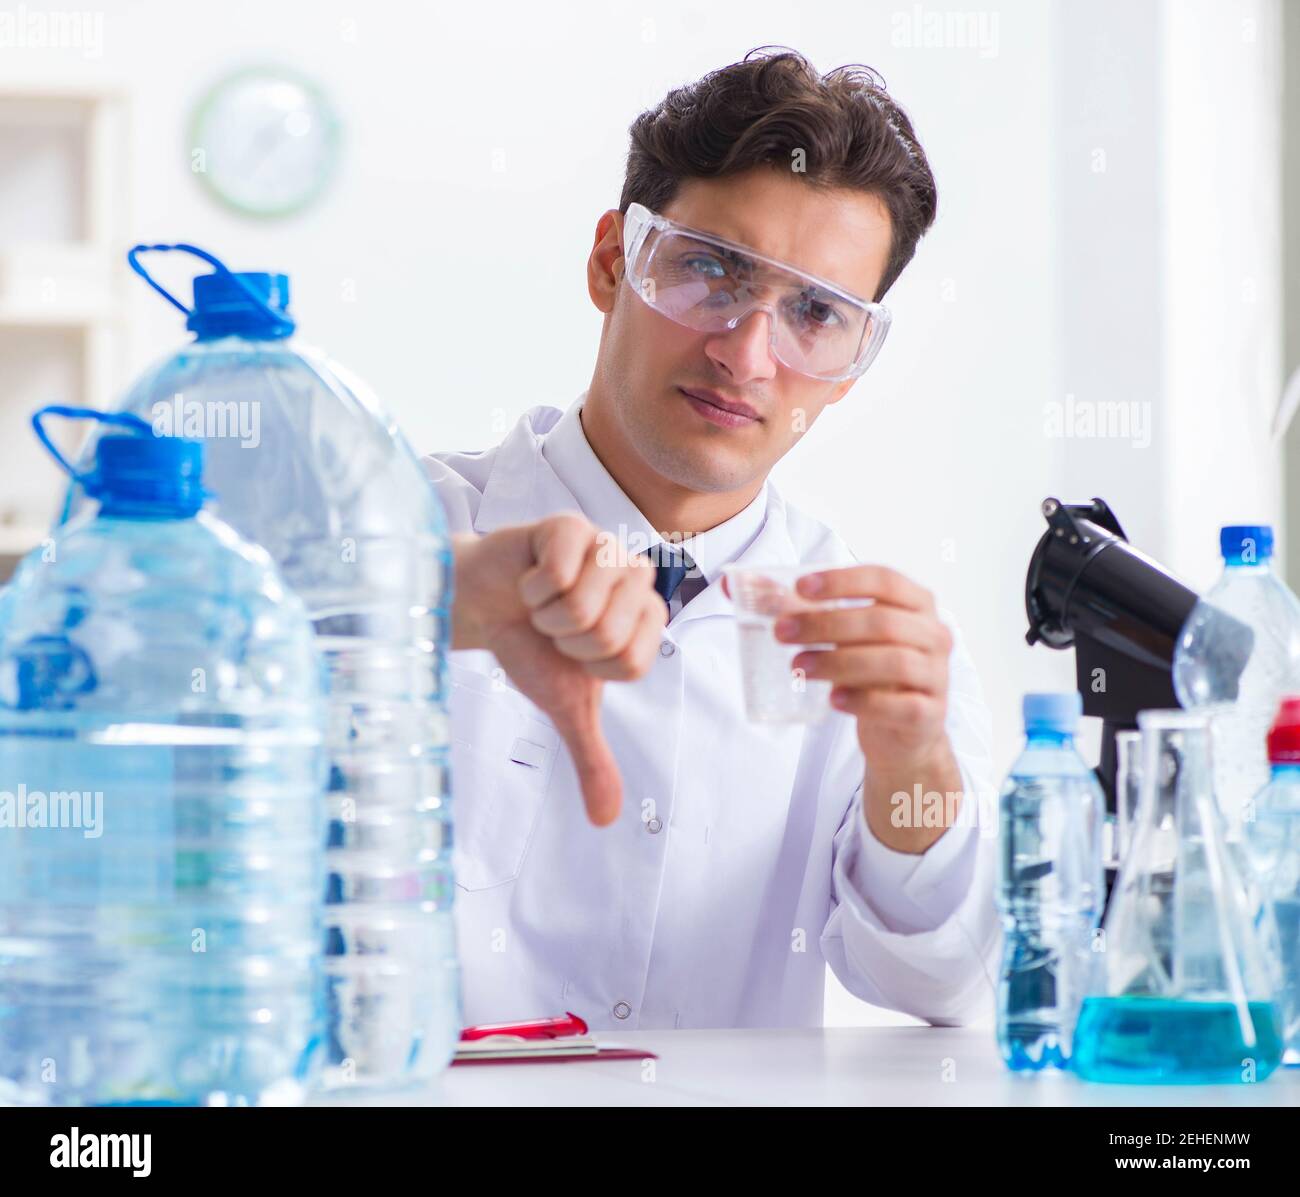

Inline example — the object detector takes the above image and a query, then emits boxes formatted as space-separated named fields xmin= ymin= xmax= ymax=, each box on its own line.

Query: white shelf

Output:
xmin=0 ymin=87 xmax=128 ymax=557
xmin=0 ymin=86 xmax=128 ymax=403
xmin=0 ymin=243 xmax=121 ymax=319
xmin=0 ymin=303 xmax=118 ymax=328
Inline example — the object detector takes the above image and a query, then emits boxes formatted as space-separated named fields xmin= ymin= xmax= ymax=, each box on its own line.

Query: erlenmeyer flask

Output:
xmin=1112 ymin=729 xmax=1143 ymax=868
xmin=1072 ymin=710 xmax=1284 ymax=1083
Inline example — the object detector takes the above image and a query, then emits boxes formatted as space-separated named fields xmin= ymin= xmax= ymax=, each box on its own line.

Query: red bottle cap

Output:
xmin=1266 ymin=695 xmax=1300 ymax=763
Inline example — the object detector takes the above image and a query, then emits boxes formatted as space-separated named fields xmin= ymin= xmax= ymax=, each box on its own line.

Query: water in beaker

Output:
xmin=1071 ymin=710 xmax=1284 ymax=1084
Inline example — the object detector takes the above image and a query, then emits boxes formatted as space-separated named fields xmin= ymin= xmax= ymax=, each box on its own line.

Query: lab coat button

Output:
xmin=612 ymin=1001 xmax=632 ymax=1020
xmin=645 ymin=816 xmax=663 ymax=834
xmin=659 ymin=641 xmax=676 ymax=658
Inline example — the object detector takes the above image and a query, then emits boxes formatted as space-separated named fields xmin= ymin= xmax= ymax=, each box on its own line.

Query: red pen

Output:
xmin=459 ymin=1012 xmax=589 ymax=1042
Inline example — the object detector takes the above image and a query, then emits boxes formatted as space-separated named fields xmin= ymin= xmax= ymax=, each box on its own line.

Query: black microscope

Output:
xmin=1022 ymin=497 xmax=1253 ymax=907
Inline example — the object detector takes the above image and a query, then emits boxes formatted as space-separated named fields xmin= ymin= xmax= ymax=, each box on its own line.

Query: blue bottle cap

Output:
xmin=1022 ymin=691 xmax=1082 ymax=733
xmin=1220 ymin=525 xmax=1273 ymax=563
xmin=83 ymin=433 xmax=207 ymax=518
xmin=188 ymin=270 xmax=295 ymax=341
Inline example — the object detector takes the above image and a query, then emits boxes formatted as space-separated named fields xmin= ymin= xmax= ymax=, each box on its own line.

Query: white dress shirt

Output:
xmin=541 ymin=401 xmax=768 ymax=619
xmin=423 ymin=394 xmax=999 ymax=1031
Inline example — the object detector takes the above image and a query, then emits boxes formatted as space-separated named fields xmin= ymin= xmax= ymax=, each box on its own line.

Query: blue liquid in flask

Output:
xmin=1071 ymin=996 xmax=1284 ymax=1084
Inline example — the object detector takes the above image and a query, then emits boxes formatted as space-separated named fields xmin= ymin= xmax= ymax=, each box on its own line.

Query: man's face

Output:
xmin=588 ymin=167 xmax=893 ymax=496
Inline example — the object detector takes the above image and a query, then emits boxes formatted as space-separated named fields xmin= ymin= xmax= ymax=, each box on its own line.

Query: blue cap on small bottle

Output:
xmin=1023 ymin=691 xmax=1082 ymax=734
xmin=1220 ymin=525 xmax=1273 ymax=563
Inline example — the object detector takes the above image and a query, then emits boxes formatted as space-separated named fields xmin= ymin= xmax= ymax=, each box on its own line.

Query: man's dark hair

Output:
xmin=619 ymin=47 xmax=937 ymax=302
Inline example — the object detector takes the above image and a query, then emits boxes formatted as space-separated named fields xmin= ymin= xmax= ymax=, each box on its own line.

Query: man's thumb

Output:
xmin=552 ymin=681 xmax=622 ymax=827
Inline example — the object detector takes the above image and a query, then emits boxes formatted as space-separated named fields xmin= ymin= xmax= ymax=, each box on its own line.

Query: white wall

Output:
xmin=1161 ymin=0 xmax=1284 ymax=590
xmin=0 ymin=0 xmax=1285 ymax=1026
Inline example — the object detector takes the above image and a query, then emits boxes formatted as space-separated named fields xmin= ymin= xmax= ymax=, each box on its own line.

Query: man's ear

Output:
xmin=587 ymin=209 xmax=624 ymax=314
xmin=823 ymin=378 xmax=858 ymax=407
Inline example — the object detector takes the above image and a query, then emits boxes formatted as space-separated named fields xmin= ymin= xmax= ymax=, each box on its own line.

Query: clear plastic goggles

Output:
xmin=621 ymin=202 xmax=891 ymax=382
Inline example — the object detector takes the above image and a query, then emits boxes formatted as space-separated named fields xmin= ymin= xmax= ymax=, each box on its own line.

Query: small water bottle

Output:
xmin=1174 ymin=525 xmax=1300 ymax=837
xmin=997 ymin=692 xmax=1106 ymax=1070
xmin=0 ymin=407 xmax=327 ymax=1106
xmin=1245 ymin=695 xmax=1300 ymax=1066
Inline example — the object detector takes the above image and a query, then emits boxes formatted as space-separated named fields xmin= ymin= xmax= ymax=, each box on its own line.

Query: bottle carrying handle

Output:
xmin=31 ymin=405 xmax=152 ymax=482
xmin=126 ymin=243 xmax=294 ymax=336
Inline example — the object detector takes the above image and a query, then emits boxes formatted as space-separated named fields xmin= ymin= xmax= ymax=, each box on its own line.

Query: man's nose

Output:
xmin=704 ymin=308 xmax=778 ymax=384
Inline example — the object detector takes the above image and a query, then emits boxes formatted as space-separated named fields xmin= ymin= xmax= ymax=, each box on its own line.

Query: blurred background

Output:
xmin=1 ymin=0 xmax=1297 ymax=1024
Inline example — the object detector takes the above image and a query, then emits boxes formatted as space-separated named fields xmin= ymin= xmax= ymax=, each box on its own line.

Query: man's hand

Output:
xmin=451 ymin=514 xmax=665 ymax=827
xmin=772 ymin=565 xmax=963 ymax=853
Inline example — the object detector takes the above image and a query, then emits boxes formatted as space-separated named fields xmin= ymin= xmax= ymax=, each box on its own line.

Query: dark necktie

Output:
xmin=645 ymin=543 xmax=691 ymax=609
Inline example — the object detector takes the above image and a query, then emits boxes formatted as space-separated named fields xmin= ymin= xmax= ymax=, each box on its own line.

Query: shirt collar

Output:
xmin=541 ymin=392 xmax=770 ymax=584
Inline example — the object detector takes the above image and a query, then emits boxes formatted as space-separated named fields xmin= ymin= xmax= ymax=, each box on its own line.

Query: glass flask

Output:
xmin=1071 ymin=710 xmax=1285 ymax=1083
xmin=1111 ymin=729 xmax=1143 ymax=870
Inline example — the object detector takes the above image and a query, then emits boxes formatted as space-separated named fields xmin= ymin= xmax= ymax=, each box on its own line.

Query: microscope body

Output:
xmin=1024 ymin=498 xmax=1231 ymax=905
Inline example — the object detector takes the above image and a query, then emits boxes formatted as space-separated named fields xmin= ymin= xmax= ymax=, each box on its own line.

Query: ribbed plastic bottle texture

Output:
xmin=0 ymin=486 xmax=327 ymax=1105
xmin=1245 ymin=699 xmax=1300 ymax=1066
xmin=65 ymin=335 xmax=461 ymax=1089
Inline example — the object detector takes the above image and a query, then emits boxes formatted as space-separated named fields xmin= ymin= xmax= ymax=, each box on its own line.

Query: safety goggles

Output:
xmin=621 ymin=202 xmax=891 ymax=382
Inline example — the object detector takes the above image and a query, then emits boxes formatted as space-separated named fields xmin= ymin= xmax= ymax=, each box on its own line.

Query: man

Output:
xmin=436 ymin=48 xmax=997 ymax=1030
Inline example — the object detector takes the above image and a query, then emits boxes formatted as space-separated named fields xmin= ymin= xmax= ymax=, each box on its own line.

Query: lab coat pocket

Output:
xmin=449 ymin=661 xmax=559 ymax=891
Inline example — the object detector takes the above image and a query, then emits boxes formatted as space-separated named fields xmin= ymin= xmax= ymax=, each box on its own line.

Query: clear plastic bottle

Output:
xmin=62 ymin=246 xmax=460 ymax=1089
xmin=997 ymin=692 xmax=1106 ymax=1070
xmin=1245 ymin=695 xmax=1300 ymax=1066
xmin=0 ymin=409 xmax=327 ymax=1105
xmin=1174 ymin=525 xmax=1300 ymax=837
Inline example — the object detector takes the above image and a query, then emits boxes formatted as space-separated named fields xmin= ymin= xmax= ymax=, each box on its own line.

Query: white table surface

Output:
xmin=314 ymin=1027 xmax=1300 ymax=1107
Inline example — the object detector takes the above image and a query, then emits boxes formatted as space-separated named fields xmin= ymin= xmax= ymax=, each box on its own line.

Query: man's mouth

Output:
xmin=678 ymin=387 xmax=762 ymax=428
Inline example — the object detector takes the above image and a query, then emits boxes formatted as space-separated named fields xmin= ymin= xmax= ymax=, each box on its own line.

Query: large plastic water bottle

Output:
xmin=1174 ymin=526 xmax=1300 ymax=837
xmin=1245 ymin=695 xmax=1300 ymax=1066
xmin=996 ymin=692 xmax=1106 ymax=1070
xmin=0 ymin=408 xmax=326 ymax=1105
xmin=62 ymin=246 xmax=460 ymax=1089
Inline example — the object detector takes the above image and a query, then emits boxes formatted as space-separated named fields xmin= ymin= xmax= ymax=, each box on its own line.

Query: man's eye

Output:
xmin=789 ymin=295 xmax=846 ymax=330
xmin=678 ymin=253 xmax=728 ymax=279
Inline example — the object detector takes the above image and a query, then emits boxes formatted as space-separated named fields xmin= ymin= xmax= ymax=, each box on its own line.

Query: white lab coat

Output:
xmin=423 ymin=400 xmax=1000 ymax=1031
